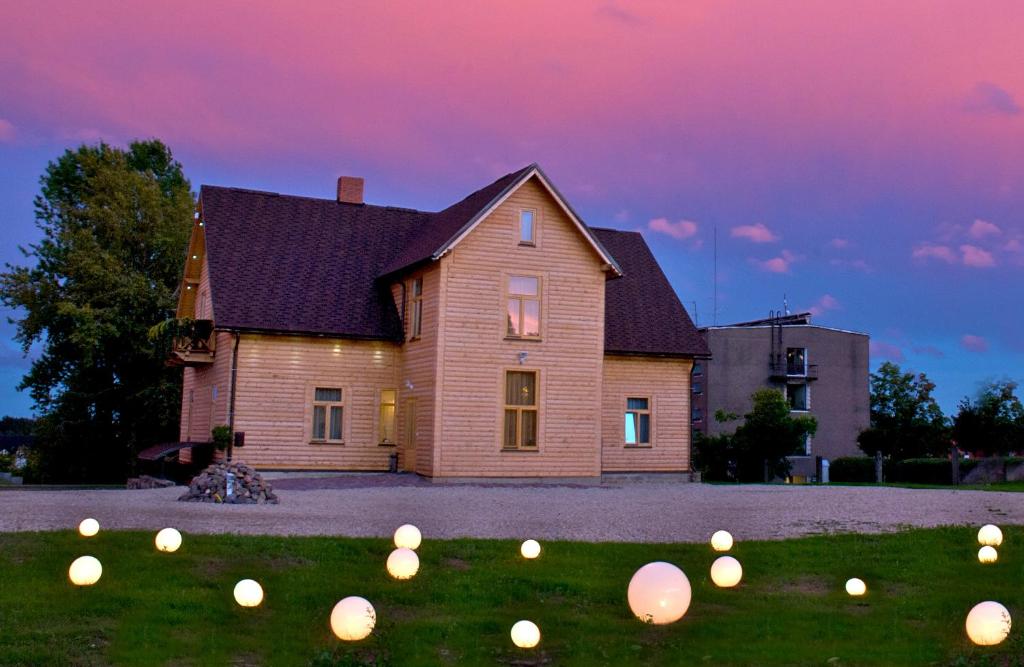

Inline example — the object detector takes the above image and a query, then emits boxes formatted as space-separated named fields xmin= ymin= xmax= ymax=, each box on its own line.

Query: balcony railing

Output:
xmin=769 ymin=358 xmax=818 ymax=380
xmin=169 ymin=319 xmax=216 ymax=366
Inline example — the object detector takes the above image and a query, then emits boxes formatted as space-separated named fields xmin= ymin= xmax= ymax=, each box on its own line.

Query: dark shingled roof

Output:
xmin=199 ymin=168 xmax=707 ymax=356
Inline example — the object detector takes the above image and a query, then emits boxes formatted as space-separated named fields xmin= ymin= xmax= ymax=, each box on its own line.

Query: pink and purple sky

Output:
xmin=1 ymin=1 xmax=1022 ymax=416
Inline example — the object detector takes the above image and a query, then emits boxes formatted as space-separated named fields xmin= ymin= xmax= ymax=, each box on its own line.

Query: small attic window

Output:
xmin=519 ymin=210 xmax=535 ymax=245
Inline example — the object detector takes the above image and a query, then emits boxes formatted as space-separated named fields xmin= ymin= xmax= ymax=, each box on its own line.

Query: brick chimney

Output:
xmin=336 ymin=176 xmax=364 ymax=204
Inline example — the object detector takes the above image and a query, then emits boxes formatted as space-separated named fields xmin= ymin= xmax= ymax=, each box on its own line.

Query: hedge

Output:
xmin=828 ymin=457 xmax=876 ymax=482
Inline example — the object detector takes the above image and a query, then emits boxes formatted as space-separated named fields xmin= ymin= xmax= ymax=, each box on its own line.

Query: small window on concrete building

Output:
xmin=692 ymin=382 xmax=702 ymax=394
xmin=379 ymin=389 xmax=396 ymax=444
xmin=786 ymin=347 xmax=807 ymax=375
xmin=692 ymin=407 xmax=703 ymax=423
xmin=787 ymin=383 xmax=808 ymax=412
xmin=625 ymin=397 xmax=651 ymax=446
xmin=312 ymin=387 xmax=343 ymax=442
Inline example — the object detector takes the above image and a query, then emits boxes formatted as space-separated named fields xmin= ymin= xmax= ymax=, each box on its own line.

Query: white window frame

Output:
xmin=311 ymin=387 xmax=344 ymax=444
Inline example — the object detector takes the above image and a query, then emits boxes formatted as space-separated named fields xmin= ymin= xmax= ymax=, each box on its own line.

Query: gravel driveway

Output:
xmin=2 ymin=481 xmax=1022 ymax=543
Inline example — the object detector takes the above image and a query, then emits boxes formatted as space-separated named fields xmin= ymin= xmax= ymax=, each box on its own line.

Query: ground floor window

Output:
xmin=379 ymin=389 xmax=396 ymax=444
xmin=786 ymin=383 xmax=809 ymax=411
xmin=625 ymin=397 xmax=651 ymax=446
xmin=503 ymin=370 xmax=538 ymax=449
xmin=312 ymin=387 xmax=343 ymax=442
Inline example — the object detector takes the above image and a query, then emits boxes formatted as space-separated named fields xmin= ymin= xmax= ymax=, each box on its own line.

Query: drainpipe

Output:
xmin=226 ymin=332 xmax=240 ymax=461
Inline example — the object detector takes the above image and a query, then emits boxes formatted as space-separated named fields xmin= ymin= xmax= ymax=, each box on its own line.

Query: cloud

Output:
xmin=960 ymin=244 xmax=996 ymax=267
xmin=870 ymin=341 xmax=905 ymax=362
xmin=647 ymin=217 xmax=698 ymax=240
xmin=613 ymin=209 xmax=630 ymax=223
xmin=912 ymin=243 xmax=956 ymax=263
xmin=961 ymin=334 xmax=989 ymax=352
xmin=753 ymin=249 xmax=798 ymax=273
xmin=829 ymin=258 xmax=872 ymax=272
xmin=912 ymin=345 xmax=945 ymax=358
xmin=963 ymin=81 xmax=1022 ymax=116
xmin=731 ymin=222 xmax=779 ymax=243
xmin=968 ymin=219 xmax=1001 ymax=239
xmin=808 ymin=294 xmax=840 ymax=316
xmin=829 ymin=238 xmax=850 ymax=249
xmin=0 ymin=119 xmax=14 ymax=142
xmin=1005 ymin=239 xmax=1022 ymax=252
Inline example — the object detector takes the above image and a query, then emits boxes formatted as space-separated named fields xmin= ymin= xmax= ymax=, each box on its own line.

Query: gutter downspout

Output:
xmin=226 ymin=332 xmax=240 ymax=461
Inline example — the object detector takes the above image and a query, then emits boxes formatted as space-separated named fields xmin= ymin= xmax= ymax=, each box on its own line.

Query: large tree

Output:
xmin=1 ymin=140 xmax=193 ymax=482
xmin=952 ymin=380 xmax=1024 ymax=456
xmin=857 ymin=361 xmax=949 ymax=460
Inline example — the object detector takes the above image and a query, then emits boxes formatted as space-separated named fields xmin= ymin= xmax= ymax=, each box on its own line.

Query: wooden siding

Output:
xmin=436 ymin=176 xmax=607 ymax=477
xmin=231 ymin=334 xmax=401 ymax=470
xmin=601 ymin=355 xmax=692 ymax=472
xmin=178 ymin=331 xmax=234 ymax=462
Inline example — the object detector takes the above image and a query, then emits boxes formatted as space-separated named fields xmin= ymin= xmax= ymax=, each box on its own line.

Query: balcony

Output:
xmin=769 ymin=358 xmax=818 ymax=380
xmin=168 ymin=319 xmax=216 ymax=366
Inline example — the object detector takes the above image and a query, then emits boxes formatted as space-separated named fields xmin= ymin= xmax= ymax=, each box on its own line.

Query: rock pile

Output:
xmin=178 ymin=461 xmax=279 ymax=504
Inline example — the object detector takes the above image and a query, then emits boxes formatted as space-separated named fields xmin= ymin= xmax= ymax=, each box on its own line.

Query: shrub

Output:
xmin=0 ymin=453 xmax=12 ymax=473
xmin=829 ymin=457 xmax=876 ymax=482
xmin=211 ymin=425 xmax=232 ymax=451
xmin=888 ymin=458 xmax=971 ymax=484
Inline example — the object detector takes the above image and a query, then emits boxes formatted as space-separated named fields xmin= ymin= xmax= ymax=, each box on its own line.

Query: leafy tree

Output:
xmin=857 ymin=361 xmax=949 ymax=460
xmin=952 ymin=380 xmax=1024 ymax=456
xmin=0 ymin=416 xmax=35 ymax=435
xmin=0 ymin=140 xmax=193 ymax=482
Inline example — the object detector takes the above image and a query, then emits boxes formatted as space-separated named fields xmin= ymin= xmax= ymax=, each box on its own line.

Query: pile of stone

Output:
xmin=178 ymin=461 xmax=279 ymax=504
xmin=127 ymin=475 xmax=176 ymax=490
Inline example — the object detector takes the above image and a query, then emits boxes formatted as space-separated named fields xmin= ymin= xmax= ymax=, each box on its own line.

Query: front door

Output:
xmin=403 ymin=398 xmax=417 ymax=472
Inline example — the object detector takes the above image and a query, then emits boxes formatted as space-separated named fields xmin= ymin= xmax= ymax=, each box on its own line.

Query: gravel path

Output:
xmin=2 ymin=482 xmax=1022 ymax=543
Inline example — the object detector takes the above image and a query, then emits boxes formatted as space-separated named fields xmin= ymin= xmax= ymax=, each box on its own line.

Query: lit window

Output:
xmin=312 ymin=387 xmax=343 ymax=442
xmin=379 ymin=389 xmax=397 ymax=444
xmin=625 ymin=397 xmax=651 ymax=446
xmin=786 ymin=348 xmax=807 ymax=375
xmin=519 ymin=210 xmax=535 ymax=245
xmin=410 ymin=278 xmax=423 ymax=339
xmin=504 ymin=371 xmax=538 ymax=449
xmin=507 ymin=276 xmax=540 ymax=338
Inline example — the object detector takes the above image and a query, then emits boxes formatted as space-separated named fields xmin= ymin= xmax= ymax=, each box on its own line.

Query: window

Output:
xmin=625 ymin=397 xmax=651 ymax=446
xmin=379 ymin=389 xmax=397 ymax=444
xmin=787 ymin=383 xmax=808 ymax=411
xmin=410 ymin=278 xmax=423 ymax=339
xmin=786 ymin=347 xmax=807 ymax=375
xmin=692 ymin=382 xmax=702 ymax=394
xmin=312 ymin=387 xmax=344 ymax=442
xmin=692 ymin=362 xmax=703 ymax=376
xmin=507 ymin=276 xmax=540 ymax=338
xmin=692 ymin=407 xmax=703 ymax=423
xmin=504 ymin=371 xmax=538 ymax=449
xmin=519 ymin=210 xmax=536 ymax=245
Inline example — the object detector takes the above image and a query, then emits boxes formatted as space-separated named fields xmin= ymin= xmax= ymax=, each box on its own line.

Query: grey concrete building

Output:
xmin=693 ymin=313 xmax=869 ymax=471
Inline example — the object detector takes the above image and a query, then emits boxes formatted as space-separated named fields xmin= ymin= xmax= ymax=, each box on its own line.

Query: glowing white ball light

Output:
xmin=710 ymin=556 xmax=743 ymax=588
xmin=978 ymin=546 xmax=998 ymax=564
xmin=510 ymin=620 xmax=541 ymax=648
xmin=627 ymin=561 xmax=692 ymax=624
xmin=78 ymin=518 xmax=99 ymax=537
xmin=394 ymin=524 xmax=422 ymax=550
xmin=155 ymin=527 xmax=182 ymax=553
xmin=966 ymin=601 xmax=1012 ymax=646
xmin=69 ymin=556 xmax=103 ymax=586
xmin=978 ymin=524 xmax=1003 ymax=547
xmin=520 ymin=539 xmax=541 ymax=559
xmin=330 ymin=596 xmax=377 ymax=641
xmin=845 ymin=578 xmax=867 ymax=596
xmin=710 ymin=530 xmax=734 ymax=552
xmin=233 ymin=579 xmax=264 ymax=607
xmin=386 ymin=547 xmax=420 ymax=580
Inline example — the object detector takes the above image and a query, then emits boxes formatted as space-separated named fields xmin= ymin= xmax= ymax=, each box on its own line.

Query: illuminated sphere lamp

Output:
xmin=394 ymin=524 xmax=422 ymax=550
xmin=627 ymin=561 xmax=692 ymax=624
xmin=520 ymin=539 xmax=541 ymax=559
xmin=233 ymin=579 xmax=264 ymax=608
xmin=966 ymin=601 xmax=1012 ymax=646
xmin=386 ymin=547 xmax=420 ymax=580
xmin=978 ymin=524 xmax=1003 ymax=547
xmin=710 ymin=530 xmax=734 ymax=552
xmin=978 ymin=546 xmax=998 ymax=564
xmin=155 ymin=527 xmax=183 ymax=553
xmin=78 ymin=518 xmax=100 ymax=538
xmin=69 ymin=556 xmax=103 ymax=586
xmin=330 ymin=596 xmax=377 ymax=641
xmin=845 ymin=578 xmax=867 ymax=596
xmin=710 ymin=556 xmax=743 ymax=588
xmin=510 ymin=620 xmax=541 ymax=648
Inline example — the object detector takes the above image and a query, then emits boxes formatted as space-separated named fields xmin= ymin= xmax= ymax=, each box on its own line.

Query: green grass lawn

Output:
xmin=1 ymin=528 xmax=1021 ymax=666
xmin=829 ymin=481 xmax=1024 ymax=493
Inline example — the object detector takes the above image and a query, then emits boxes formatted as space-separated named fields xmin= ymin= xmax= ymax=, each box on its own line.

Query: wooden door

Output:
xmin=403 ymin=399 xmax=417 ymax=472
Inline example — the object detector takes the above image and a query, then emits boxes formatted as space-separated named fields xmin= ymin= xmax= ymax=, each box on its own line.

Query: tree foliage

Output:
xmin=0 ymin=140 xmax=193 ymax=482
xmin=952 ymin=380 xmax=1024 ymax=456
xmin=857 ymin=361 xmax=949 ymax=460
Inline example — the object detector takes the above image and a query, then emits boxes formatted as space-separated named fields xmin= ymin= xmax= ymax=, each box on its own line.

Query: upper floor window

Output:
xmin=519 ymin=210 xmax=536 ymax=245
xmin=786 ymin=347 xmax=807 ymax=375
xmin=504 ymin=371 xmax=538 ymax=449
xmin=379 ymin=389 xmax=396 ymax=444
xmin=692 ymin=382 xmax=702 ymax=395
xmin=410 ymin=278 xmax=423 ymax=339
xmin=625 ymin=397 xmax=651 ymax=446
xmin=787 ymin=383 xmax=808 ymax=412
xmin=507 ymin=276 xmax=540 ymax=338
xmin=312 ymin=387 xmax=344 ymax=443
xmin=692 ymin=362 xmax=703 ymax=376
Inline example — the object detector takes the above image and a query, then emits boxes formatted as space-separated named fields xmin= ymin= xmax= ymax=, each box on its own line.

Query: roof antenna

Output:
xmin=783 ymin=294 xmax=790 ymax=316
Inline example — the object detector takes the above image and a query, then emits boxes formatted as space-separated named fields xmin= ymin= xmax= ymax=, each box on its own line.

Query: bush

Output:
xmin=887 ymin=458 xmax=981 ymax=485
xmin=0 ymin=453 xmax=12 ymax=473
xmin=829 ymin=457 xmax=875 ymax=482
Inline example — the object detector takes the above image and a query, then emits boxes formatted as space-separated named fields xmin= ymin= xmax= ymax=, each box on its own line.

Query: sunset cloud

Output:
xmin=963 ymin=81 xmax=1022 ymax=116
xmin=870 ymin=341 xmax=904 ymax=362
xmin=912 ymin=243 xmax=956 ymax=263
xmin=647 ymin=217 xmax=698 ymax=240
xmin=753 ymin=249 xmax=797 ymax=273
xmin=960 ymin=244 xmax=996 ymax=267
xmin=961 ymin=334 xmax=989 ymax=352
xmin=968 ymin=219 xmax=1001 ymax=239
xmin=829 ymin=238 xmax=850 ymax=249
xmin=731 ymin=223 xmax=778 ymax=243
xmin=912 ymin=345 xmax=945 ymax=358
xmin=808 ymin=294 xmax=840 ymax=316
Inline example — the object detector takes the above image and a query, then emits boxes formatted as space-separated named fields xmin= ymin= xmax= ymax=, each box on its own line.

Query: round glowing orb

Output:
xmin=845 ymin=578 xmax=867 ymax=596
xmin=393 ymin=524 xmax=422 ymax=550
xmin=627 ymin=561 xmax=692 ymax=624
xmin=68 ymin=555 xmax=103 ymax=586
xmin=966 ymin=601 xmax=1012 ymax=646
xmin=386 ymin=547 xmax=420 ymax=580
xmin=978 ymin=524 xmax=1003 ymax=547
xmin=978 ymin=546 xmax=998 ymax=564
xmin=78 ymin=518 xmax=99 ymax=537
xmin=710 ymin=530 xmax=734 ymax=552
xmin=520 ymin=539 xmax=541 ymax=559
xmin=155 ymin=527 xmax=182 ymax=553
xmin=330 ymin=596 xmax=377 ymax=641
xmin=510 ymin=620 xmax=541 ymax=648
xmin=233 ymin=579 xmax=264 ymax=607
xmin=710 ymin=556 xmax=743 ymax=588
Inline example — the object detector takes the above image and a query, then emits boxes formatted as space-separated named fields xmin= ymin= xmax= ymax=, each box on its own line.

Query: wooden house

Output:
xmin=173 ymin=164 xmax=709 ymax=477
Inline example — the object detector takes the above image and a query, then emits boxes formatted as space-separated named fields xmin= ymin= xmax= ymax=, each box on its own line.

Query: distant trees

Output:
xmin=857 ymin=362 xmax=949 ymax=459
xmin=952 ymin=380 xmax=1024 ymax=456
